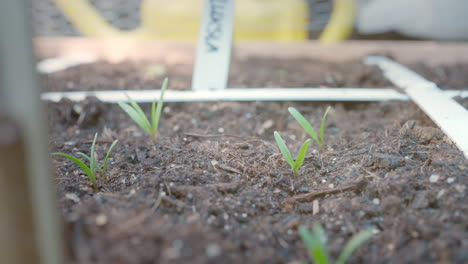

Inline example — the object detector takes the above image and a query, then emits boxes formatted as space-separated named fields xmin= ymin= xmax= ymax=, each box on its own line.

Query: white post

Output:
xmin=0 ymin=0 xmax=64 ymax=263
xmin=192 ymin=0 xmax=236 ymax=90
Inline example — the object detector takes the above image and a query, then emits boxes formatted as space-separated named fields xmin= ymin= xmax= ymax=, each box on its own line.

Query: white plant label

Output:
xmin=192 ymin=0 xmax=235 ymax=90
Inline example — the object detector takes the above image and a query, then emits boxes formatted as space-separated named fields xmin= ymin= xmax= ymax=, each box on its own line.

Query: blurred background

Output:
xmin=30 ymin=0 xmax=332 ymax=38
xmin=29 ymin=0 xmax=468 ymax=42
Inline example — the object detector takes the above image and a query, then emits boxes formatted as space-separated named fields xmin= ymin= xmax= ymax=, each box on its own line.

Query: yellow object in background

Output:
xmin=54 ymin=0 xmax=309 ymax=41
xmin=319 ymin=0 xmax=356 ymax=44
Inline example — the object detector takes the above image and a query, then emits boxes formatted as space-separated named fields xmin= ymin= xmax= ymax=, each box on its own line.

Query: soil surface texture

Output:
xmin=44 ymin=57 xmax=467 ymax=264
xmin=40 ymin=57 xmax=393 ymax=92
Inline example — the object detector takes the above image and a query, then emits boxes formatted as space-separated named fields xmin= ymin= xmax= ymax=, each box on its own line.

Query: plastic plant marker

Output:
xmin=192 ymin=0 xmax=235 ymax=90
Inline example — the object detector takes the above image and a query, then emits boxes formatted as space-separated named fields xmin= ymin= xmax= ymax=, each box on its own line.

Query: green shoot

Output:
xmin=274 ymin=131 xmax=311 ymax=177
xmin=299 ymin=225 xmax=373 ymax=264
xmin=53 ymin=133 xmax=118 ymax=188
xmin=118 ymin=78 xmax=168 ymax=141
xmin=288 ymin=106 xmax=331 ymax=149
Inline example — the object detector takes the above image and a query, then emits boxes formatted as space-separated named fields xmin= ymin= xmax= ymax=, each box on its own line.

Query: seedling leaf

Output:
xmin=102 ymin=140 xmax=118 ymax=176
xmin=118 ymin=101 xmax=152 ymax=133
xmin=299 ymin=225 xmax=330 ymax=264
xmin=335 ymin=229 xmax=373 ymax=264
xmin=293 ymin=139 xmax=311 ymax=173
xmin=76 ymin=152 xmax=101 ymax=172
xmin=53 ymin=153 xmax=96 ymax=185
xmin=152 ymin=77 xmax=168 ymax=135
xmin=90 ymin=133 xmax=98 ymax=175
xmin=319 ymin=106 xmax=331 ymax=147
xmin=119 ymin=79 xmax=168 ymax=140
xmin=288 ymin=107 xmax=319 ymax=143
xmin=274 ymin=131 xmax=294 ymax=168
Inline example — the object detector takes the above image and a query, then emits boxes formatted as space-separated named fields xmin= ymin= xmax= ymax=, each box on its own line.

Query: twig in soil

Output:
xmin=172 ymin=181 xmax=243 ymax=199
xmin=160 ymin=195 xmax=187 ymax=210
xmin=184 ymin=132 xmax=244 ymax=140
xmin=215 ymin=164 xmax=242 ymax=174
xmin=283 ymin=176 xmax=367 ymax=211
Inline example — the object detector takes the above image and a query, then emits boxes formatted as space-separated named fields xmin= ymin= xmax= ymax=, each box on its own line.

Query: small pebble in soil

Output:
xmin=454 ymin=184 xmax=466 ymax=194
xmin=436 ymin=189 xmax=446 ymax=199
xmin=65 ymin=193 xmax=80 ymax=203
xmin=429 ymin=174 xmax=440 ymax=183
xmin=446 ymin=177 xmax=455 ymax=184
xmin=372 ymin=198 xmax=380 ymax=205
xmin=206 ymin=244 xmax=221 ymax=258
xmin=95 ymin=214 xmax=108 ymax=226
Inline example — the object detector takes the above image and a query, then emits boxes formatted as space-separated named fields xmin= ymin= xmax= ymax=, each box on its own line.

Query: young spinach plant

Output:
xmin=274 ymin=131 xmax=311 ymax=178
xmin=299 ymin=224 xmax=373 ymax=264
xmin=53 ymin=133 xmax=118 ymax=188
xmin=118 ymin=78 xmax=168 ymax=141
xmin=288 ymin=106 xmax=331 ymax=149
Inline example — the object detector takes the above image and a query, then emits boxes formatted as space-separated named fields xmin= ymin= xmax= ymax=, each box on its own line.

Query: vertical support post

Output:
xmin=0 ymin=0 xmax=64 ymax=264
xmin=192 ymin=0 xmax=235 ymax=90
xmin=0 ymin=117 xmax=40 ymax=263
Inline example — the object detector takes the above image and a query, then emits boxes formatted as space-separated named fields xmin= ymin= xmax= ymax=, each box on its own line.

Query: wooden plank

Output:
xmin=33 ymin=38 xmax=468 ymax=66
xmin=41 ymin=88 xmax=468 ymax=103
xmin=366 ymin=56 xmax=468 ymax=159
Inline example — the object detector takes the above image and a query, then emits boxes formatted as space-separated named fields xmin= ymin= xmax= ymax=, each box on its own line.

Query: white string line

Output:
xmin=365 ymin=56 xmax=468 ymax=159
xmin=41 ymin=88 xmax=468 ymax=103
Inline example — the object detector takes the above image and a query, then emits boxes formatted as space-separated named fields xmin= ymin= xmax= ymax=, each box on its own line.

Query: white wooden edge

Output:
xmin=41 ymin=88 xmax=468 ymax=103
xmin=366 ymin=56 xmax=468 ymax=159
xmin=36 ymin=54 xmax=97 ymax=74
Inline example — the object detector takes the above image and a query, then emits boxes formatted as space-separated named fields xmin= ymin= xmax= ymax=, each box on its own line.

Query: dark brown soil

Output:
xmin=410 ymin=63 xmax=468 ymax=90
xmin=44 ymin=57 xmax=467 ymax=264
xmin=40 ymin=57 xmax=392 ymax=92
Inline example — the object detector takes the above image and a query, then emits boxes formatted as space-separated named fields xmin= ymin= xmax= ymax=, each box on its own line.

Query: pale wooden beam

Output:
xmin=0 ymin=0 xmax=64 ymax=263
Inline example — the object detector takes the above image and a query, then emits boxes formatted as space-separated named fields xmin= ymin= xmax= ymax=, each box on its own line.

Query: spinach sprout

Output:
xmin=288 ymin=106 xmax=331 ymax=149
xmin=118 ymin=78 xmax=168 ymax=141
xmin=54 ymin=133 xmax=118 ymax=188
xmin=274 ymin=131 xmax=311 ymax=177
xmin=299 ymin=225 xmax=373 ymax=264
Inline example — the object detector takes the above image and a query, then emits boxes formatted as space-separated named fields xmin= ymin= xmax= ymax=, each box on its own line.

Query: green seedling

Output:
xmin=54 ymin=133 xmax=118 ymax=188
xmin=274 ymin=131 xmax=311 ymax=177
xmin=299 ymin=225 xmax=373 ymax=264
xmin=118 ymin=78 xmax=168 ymax=141
xmin=288 ymin=106 xmax=331 ymax=149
